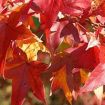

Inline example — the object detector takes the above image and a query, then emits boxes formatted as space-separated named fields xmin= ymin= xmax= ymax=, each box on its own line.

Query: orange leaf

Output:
xmin=51 ymin=66 xmax=72 ymax=103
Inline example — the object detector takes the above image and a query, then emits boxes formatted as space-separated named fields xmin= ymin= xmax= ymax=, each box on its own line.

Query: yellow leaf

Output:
xmin=16 ymin=36 xmax=49 ymax=62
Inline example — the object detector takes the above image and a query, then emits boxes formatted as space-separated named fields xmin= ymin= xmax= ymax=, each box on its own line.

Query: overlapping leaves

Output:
xmin=1 ymin=0 xmax=105 ymax=105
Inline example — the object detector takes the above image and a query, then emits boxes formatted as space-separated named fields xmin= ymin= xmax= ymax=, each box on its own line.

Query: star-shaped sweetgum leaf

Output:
xmin=4 ymin=47 xmax=48 ymax=105
xmin=48 ymin=43 xmax=100 ymax=102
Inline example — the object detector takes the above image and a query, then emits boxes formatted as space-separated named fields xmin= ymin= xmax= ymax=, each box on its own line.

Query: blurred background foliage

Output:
xmin=1 ymin=77 xmax=105 ymax=105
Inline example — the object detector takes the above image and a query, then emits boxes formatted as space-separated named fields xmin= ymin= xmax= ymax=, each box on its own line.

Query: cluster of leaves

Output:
xmin=1 ymin=0 xmax=105 ymax=105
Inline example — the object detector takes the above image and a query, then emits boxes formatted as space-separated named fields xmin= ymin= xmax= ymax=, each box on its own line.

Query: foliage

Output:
xmin=0 ymin=0 xmax=105 ymax=105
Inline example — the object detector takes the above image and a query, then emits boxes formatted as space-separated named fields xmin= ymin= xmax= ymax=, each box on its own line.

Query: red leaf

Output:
xmin=33 ymin=0 xmax=61 ymax=29
xmin=4 ymin=47 xmax=48 ymax=105
xmin=49 ymin=43 xmax=100 ymax=77
xmin=60 ymin=0 xmax=91 ymax=16
xmin=66 ymin=43 xmax=100 ymax=70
